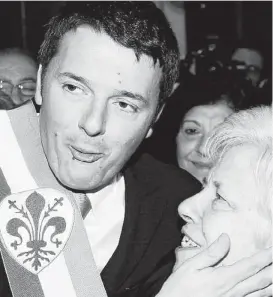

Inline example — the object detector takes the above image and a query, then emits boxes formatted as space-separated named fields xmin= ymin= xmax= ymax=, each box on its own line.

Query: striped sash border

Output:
xmin=0 ymin=102 xmax=107 ymax=297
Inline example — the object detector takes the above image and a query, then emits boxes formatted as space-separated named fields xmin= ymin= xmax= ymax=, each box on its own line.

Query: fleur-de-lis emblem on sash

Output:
xmin=0 ymin=188 xmax=74 ymax=274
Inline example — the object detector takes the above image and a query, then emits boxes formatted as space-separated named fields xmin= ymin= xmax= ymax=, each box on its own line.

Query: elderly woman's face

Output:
xmin=176 ymin=145 xmax=271 ymax=266
xmin=176 ymin=101 xmax=233 ymax=182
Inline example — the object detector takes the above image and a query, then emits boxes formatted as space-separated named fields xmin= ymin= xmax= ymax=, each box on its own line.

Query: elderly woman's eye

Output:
xmin=215 ymin=193 xmax=224 ymax=201
xmin=212 ymin=193 xmax=232 ymax=210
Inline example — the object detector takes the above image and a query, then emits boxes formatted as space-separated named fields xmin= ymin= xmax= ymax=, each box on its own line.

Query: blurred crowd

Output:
xmin=142 ymin=36 xmax=271 ymax=176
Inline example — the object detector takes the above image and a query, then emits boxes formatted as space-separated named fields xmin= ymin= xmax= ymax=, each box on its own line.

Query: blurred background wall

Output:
xmin=0 ymin=1 xmax=271 ymax=64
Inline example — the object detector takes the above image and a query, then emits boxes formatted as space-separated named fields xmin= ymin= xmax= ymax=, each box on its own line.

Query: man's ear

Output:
xmin=35 ymin=65 xmax=43 ymax=106
xmin=145 ymin=103 xmax=165 ymax=139
xmin=170 ymin=82 xmax=180 ymax=96
xmin=145 ymin=82 xmax=179 ymax=139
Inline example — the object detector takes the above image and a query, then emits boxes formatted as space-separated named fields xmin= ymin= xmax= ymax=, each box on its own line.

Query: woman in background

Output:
xmin=144 ymin=74 xmax=261 ymax=182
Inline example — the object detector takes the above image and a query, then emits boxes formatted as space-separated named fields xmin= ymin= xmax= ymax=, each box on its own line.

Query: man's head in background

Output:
xmin=35 ymin=2 xmax=180 ymax=191
xmin=0 ymin=48 xmax=37 ymax=110
xmin=231 ymin=42 xmax=264 ymax=87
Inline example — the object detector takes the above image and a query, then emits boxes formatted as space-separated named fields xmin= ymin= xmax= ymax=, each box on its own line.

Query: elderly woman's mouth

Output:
xmin=181 ymin=235 xmax=201 ymax=248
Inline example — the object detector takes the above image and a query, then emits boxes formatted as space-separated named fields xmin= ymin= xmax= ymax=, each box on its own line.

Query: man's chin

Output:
xmin=56 ymin=173 xmax=100 ymax=191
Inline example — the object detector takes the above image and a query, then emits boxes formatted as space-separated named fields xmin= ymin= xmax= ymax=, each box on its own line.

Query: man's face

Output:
xmin=36 ymin=27 xmax=162 ymax=191
xmin=231 ymin=48 xmax=263 ymax=86
xmin=176 ymin=101 xmax=233 ymax=182
xmin=0 ymin=53 xmax=37 ymax=109
xmin=176 ymin=145 xmax=271 ymax=266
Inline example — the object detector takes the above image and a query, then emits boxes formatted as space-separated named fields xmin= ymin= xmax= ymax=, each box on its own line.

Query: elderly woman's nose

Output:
xmin=178 ymin=194 xmax=199 ymax=224
xmin=178 ymin=188 xmax=212 ymax=224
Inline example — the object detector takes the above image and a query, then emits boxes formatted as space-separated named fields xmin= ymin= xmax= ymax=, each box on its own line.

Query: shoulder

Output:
xmin=124 ymin=153 xmax=202 ymax=205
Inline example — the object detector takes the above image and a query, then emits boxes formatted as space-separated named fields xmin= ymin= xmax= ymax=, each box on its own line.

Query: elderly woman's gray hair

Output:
xmin=206 ymin=105 xmax=272 ymax=239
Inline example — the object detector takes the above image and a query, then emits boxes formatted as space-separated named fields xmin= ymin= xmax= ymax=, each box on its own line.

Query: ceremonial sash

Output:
xmin=0 ymin=102 xmax=107 ymax=297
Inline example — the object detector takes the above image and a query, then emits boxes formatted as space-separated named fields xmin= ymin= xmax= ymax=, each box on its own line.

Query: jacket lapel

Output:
xmin=101 ymin=158 xmax=167 ymax=293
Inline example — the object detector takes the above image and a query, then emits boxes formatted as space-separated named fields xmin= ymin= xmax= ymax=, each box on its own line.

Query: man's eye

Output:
xmin=63 ymin=84 xmax=84 ymax=94
xmin=116 ymin=101 xmax=137 ymax=113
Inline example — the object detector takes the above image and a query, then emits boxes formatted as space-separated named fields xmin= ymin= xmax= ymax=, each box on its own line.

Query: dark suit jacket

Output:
xmin=0 ymin=154 xmax=201 ymax=297
xmin=101 ymin=153 xmax=201 ymax=297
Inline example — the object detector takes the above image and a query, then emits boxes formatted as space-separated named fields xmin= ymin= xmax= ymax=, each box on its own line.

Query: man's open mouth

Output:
xmin=70 ymin=146 xmax=103 ymax=163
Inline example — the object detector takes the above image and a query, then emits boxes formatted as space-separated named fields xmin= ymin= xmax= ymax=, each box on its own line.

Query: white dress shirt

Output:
xmin=85 ymin=175 xmax=125 ymax=271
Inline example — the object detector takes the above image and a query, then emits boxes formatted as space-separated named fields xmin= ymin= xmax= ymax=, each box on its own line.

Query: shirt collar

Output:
xmin=86 ymin=174 xmax=124 ymax=219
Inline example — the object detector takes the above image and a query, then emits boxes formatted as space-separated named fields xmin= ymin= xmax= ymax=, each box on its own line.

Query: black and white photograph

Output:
xmin=0 ymin=2 xmax=272 ymax=297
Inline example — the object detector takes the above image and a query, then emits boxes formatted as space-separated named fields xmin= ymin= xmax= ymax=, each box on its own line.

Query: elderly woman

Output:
xmin=157 ymin=105 xmax=272 ymax=297
xmin=179 ymin=105 xmax=272 ymax=262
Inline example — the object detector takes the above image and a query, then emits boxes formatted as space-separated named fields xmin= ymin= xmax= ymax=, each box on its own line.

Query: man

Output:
xmin=231 ymin=45 xmax=264 ymax=87
xmin=1 ymin=2 xmax=271 ymax=297
xmin=0 ymin=48 xmax=37 ymax=110
xmin=158 ymin=105 xmax=272 ymax=297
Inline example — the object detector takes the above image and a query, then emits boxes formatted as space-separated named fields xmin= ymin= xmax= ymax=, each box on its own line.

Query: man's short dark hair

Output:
xmin=38 ymin=1 xmax=180 ymax=107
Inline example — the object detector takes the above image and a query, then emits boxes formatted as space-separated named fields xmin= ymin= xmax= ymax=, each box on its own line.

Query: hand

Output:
xmin=223 ymin=251 xmax=272 ymax=297
xmin=156 ymin=234 xmax=272 ymax=297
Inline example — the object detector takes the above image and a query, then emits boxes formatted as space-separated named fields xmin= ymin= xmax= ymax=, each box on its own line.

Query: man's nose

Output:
xmin=0 ymin=93 xmax=16 ymax=110
xmin=10 ymin=88 xmax=22 ymax=106
xmin=79 ymin=102 xmax=107 ymax=137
